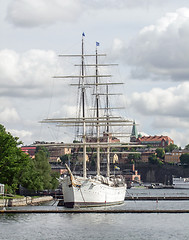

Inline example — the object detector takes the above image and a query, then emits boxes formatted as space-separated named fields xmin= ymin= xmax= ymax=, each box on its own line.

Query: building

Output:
xmin=87 ymin=132 xmax=120 ymax=143
xmin=21 ymin=146 xmax=36 ymax=158
xmin=124 ymin=164 xmax=141 ymax=184
xmin=44 ymin=145 xmax=71 ymax=164
xmin=164 ymin=149 xmax=189 ymax=164
xmin=140 ymin=150 xmax=156 ymax=162
xmin=130 ymin=121 xmax=138 ymax=142
xmin=0 ymin=184 xmax=4 ymax=195
xmin=51 ymin=165 xmax=68 ymax=175
xmin=21 ymin=143 xmax=71 ymax=164
xmin=137 ymin=135 xmax=174 ymax=148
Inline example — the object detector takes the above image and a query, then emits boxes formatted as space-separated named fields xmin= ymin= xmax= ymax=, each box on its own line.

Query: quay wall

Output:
xmin=0 ymin=196 xmax=53 ymax=207
xmin=129 ymin=163 xmax=189 ymax=184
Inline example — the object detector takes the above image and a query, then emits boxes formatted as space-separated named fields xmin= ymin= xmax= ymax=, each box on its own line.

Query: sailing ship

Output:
xmin=41 ymin=33 xmax=139 ymax=208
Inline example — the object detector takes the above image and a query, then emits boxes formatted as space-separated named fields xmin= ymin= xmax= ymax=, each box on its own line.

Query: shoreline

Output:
xmin=0 ymin=196 xmax=53 ymax=207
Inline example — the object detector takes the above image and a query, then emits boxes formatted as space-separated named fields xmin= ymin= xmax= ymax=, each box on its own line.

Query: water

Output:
xmin=1 ymin=189 xmax=189 ymax=240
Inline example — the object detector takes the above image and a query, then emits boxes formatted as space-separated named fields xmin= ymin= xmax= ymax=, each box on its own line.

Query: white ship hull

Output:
xmin=173 ymin=177 xmax=189 ymax=189
xmin=62 ymin=176 xmax=126 ymax=208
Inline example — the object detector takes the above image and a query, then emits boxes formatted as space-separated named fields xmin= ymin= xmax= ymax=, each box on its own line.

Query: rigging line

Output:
xmin=46 ymin=77 xmax=55 ymax=119
xmin=60 ymin=40 xmax=82 ymax=57
xmin=75 ymin=64 xmax=84 ymax=140
xmin=75 ymin=78 xmax=81 ymax=140
xmin=79 ymin=188 xmax=86 ymax=204
xmin=47 ymin=126 xmax=58 ymax=142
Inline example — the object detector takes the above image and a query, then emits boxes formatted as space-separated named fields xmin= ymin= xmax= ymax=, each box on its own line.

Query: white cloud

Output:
xmin=0 ymin=107 xmax=20 ymax=123
xmin=8 ymin=128 xmax=33 ymax=143
xmin=0 ymin=49 xmax=64 ymax=98
xmin=129 ymin=82 xmax=189 ymax=118
xmin=128 ymin=81 xmax=189 ymax=147
xmin=162 ymin=129 xmax=189 ymax=148
xmin=6 ymin=0 xmax=167 ymax=28
xmin=3 ymin=0 xmax=189 ymax=148
xmin=153 ymin=116 xmax=189 ymax=129
xmin=120 ymin=8 xmax=189 ymax=81
xmin=6 ymin=0 xmax=82 ymax=27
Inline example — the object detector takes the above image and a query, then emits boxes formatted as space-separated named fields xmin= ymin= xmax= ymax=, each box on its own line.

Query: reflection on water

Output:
xmin=1 ymin=189 xmax=189 ymax=240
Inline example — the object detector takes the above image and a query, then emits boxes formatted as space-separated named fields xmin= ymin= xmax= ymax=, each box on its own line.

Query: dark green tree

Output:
xmin=148 ymin=154 xmax=164 ymax=166
xmin=33 ymin=148 xmax=52 ymax=190
xmin=36 ymin=146 xmax=50 ymax=158
xmin=184 ymin=144 xmax=189 ymax=150
xmin=128 ymin=153 xmax=141 ymax=162
xmin=60 ymin=154 xmax=71 ymax=165
xmin=148 ymin=154 xmax=158 ymax=164
xmin=0 ymin=124 xmax=32 ymax=192
xmin=156 ymin=148 xmax=165 ymax=159
xmin=164 ymin=143 xmax=179 ymax=153
xmin=50 ymin=172 xmax=60 ymax=189
xmin=0 ymin=124 xmax=59 ymax=193
xmin=19 ymin=157 xmax=44 ymax=191
xmin=180 ymin=153 xmax=189 ymax=165
xmin=21 ymin=149 xmax=59 ymax=191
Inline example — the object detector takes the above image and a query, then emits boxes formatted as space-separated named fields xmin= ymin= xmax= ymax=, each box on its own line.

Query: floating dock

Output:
xmin=125 ymin=196 xmax=189 ymax=201
xmin=1 ymin=209 xmax=189 ymax=214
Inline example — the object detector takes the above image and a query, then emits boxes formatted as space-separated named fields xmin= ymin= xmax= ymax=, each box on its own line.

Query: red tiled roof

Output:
xmin=21 ymin=147 xmax=36 ymax=150
xmin=138 ymin=135 xmax=173 ymax=143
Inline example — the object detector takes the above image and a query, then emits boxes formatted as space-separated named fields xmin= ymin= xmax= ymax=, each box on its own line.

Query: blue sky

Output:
xmin=1 ymin=0 xmax=189 ymax=147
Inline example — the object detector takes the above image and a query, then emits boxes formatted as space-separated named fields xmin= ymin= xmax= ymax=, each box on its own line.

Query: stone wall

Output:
xmin=135 ymin=163 xmax=189 ymax=184
xmin=0 ymin=196 xmax=53 ymax=207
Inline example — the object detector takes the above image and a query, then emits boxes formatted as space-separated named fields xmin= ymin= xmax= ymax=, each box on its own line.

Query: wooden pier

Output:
xmin=1 ymin=209 xmax=189 ymax=214
xmin=125 ymin=196 xmax=189 ymax=201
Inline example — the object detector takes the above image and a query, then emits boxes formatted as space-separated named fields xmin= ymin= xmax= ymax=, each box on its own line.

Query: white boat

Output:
xmin=62 ymin=164 xmax=126 ymax=208
xmin=173 ymin=177 xmax=189 ymax=189
xmin=41 ymin=33 xmax=140 ymax=208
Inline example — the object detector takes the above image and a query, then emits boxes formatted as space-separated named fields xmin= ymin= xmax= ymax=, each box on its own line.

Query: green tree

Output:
xmin=0 ymin=124 xmax=59 ymax=193
xmin=50 ymin=172 xmax=60 ymax=189
xmin=148 ymin=154 xmax=158 ymax=164
xmin=156 ymin=148 xmax=165 ymax=159
xmin=60 ymin=154 xmax=71 ymax=165
xmin=184 ymin=144 xmax=189 ymax=150
xmin=148 ymin=154 xmax=164 ymax=166
xmin=128 ymin=153 xmax=141 ymax=162
xmin=19 ymin=157 xmax=44 ymax=191
xmin=34 ymin=148 xmax=52 ymax=190
xmin=0 ymin=124 xmax=32 ymax=192
xmin=180 ymin=153 xmax=189 ymax=165
xmin=21 ymin=149 xmax=59 ymax=191
xmin=36 ymin=146 xmax=50 ymax=158
xmin=164 ymin=143 xmax=179 ymax=153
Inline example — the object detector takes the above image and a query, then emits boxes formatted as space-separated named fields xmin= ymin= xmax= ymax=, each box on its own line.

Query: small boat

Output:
xmin=173 ymin=177 xmax=189 ymax=189
xmin=148 ymin=183 xmax=164 ymax=189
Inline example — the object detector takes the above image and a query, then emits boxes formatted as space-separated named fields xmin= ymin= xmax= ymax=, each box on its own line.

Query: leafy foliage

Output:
xmin=60 ymin=154 xmax=71 ymax=164
xmin=184 ymin=144 xmax=189 ymax=150
xmin=0 ymin=124 xmax=30 ymax=192
xmin=164 ymin=143 xmax=179 ymax=153
xmin=148 ymin=154 xmax=163 ymax=166
xmin=155 ymin=148 xmax=165 ymax=159
xmin=34 ymin=149 xmax=52 ymax=190
xmin=180 ymin=153 xmax=189 ymax=165
xmin=148 ymin=154 xmax=158 ymax=164
xmin=0 ymin=124 xmax=59 ymax=193
xmin=128 ymin=153 xmax=141 ymax=162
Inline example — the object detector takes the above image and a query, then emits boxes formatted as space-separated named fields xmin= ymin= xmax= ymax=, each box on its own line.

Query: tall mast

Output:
xmin=81 ymin=34 xmax=87 ymax=179
xmin=106 ymin=85 xmax=110 ymax=177
xmin=39 ymin=35 xmax=139 ymax=179
xmin=96 ymin=43 xmax=100 ymax=176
